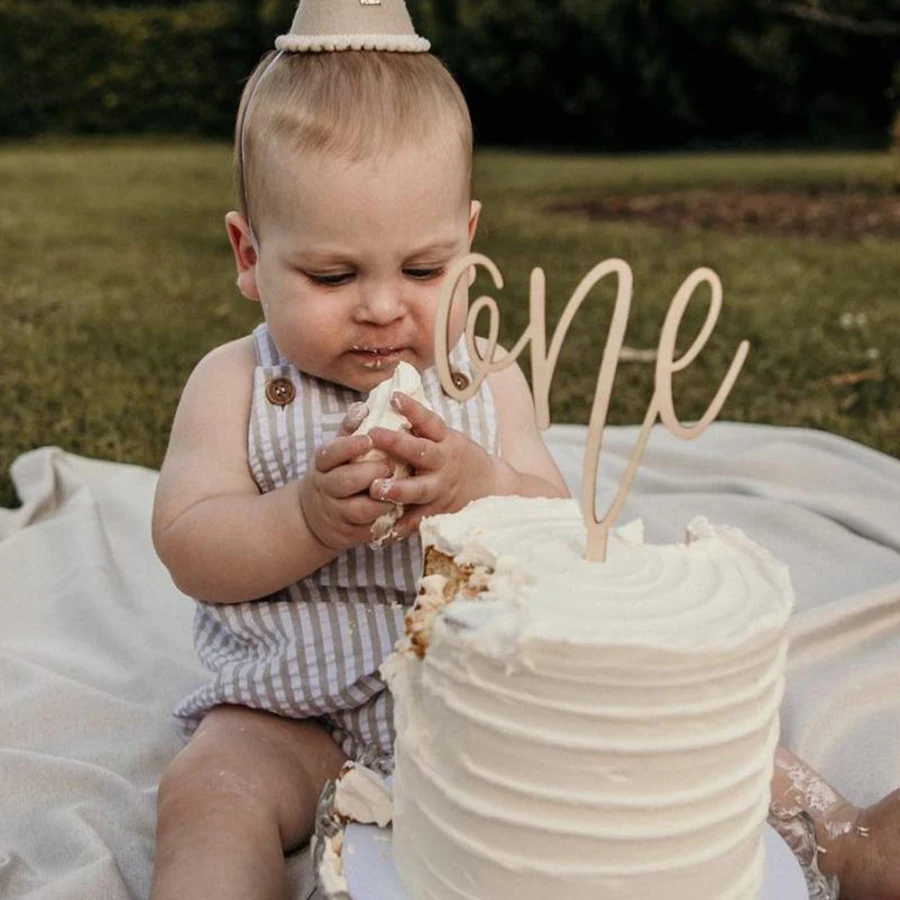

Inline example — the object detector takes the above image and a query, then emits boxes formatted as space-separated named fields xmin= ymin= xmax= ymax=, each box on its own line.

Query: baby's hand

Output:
xmin=299 ymin=405 xmax=396 ymax=551
xmin=366 ymin=392 xmax=496 ymax=537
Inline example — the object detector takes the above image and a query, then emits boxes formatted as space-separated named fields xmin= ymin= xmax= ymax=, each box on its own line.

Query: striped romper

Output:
xmin=173 ymin=322 xmax=498 ymax=761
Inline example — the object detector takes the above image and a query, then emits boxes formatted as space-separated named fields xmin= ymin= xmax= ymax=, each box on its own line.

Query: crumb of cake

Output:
xmin=403 ymin=547 xmax=493 ymax=657
xmin=368 ymin=508 xmax=400 ymax=549
xmin=466 ymin=565 xmax=493 ymax=593
xmin=422 ymin=546 xmax=471 ymax=586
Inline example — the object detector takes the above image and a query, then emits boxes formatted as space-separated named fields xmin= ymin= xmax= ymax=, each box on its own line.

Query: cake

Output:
xmin=382 ymin=496 xmax=793 ymax=900
xmin=315 ymin=762 xmax=393 ymax=897
xmin=357 ymin=360 xmax=432 ymax=548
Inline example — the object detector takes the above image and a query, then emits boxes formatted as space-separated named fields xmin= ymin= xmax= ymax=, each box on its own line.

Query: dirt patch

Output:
xmin=548 ymin=188 xmax=900 ymax=239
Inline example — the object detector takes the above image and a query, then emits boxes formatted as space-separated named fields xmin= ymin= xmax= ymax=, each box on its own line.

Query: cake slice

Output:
xmin=357 ymin=361 xmax=434 ymax=549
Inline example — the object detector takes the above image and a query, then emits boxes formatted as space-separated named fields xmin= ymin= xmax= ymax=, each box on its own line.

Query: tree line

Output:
xmin=1 ymin=0 xmax=896 ymax=150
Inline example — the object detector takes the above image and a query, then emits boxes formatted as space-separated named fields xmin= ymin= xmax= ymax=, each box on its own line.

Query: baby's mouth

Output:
xmin=349 ymin=346 xmax=406 ymax=370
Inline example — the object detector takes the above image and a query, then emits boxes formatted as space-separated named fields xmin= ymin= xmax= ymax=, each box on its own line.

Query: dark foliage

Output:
xmin=0 ymin=0 xmax=896 ymax=149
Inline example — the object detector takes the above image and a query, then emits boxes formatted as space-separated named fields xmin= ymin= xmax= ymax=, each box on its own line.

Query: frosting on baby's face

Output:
xmin=233 ymin=140 xmax=480 ymax=393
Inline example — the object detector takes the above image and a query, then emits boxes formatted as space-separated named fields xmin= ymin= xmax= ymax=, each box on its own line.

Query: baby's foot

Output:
xmin=827 ymin=789 xmax=900 ymax=900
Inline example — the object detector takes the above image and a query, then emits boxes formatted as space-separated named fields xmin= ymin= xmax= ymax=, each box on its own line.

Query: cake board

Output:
xmin=341 ymin=821 xmax=808 ymax=900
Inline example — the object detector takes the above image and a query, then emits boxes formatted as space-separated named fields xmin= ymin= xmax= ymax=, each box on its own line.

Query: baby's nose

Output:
xmin=355 ymin=282 xmax=405 ymax=325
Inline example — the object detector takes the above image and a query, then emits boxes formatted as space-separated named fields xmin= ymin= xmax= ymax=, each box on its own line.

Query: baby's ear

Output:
xmin=468 ymin=200 xmax=482 ymax=245
xmin=225 ymin=211 xmax=261 ymax=302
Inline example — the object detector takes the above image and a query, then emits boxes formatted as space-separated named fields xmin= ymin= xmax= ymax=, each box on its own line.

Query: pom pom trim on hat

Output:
xmin=275 ymin=33 xmax=430 ymax=52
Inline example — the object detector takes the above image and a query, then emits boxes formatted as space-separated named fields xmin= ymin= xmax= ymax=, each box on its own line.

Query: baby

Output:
xmin=149 ymin=4 xmax=900 ymax=899
xmin=149 ymin=10 xmax=568 ymax=900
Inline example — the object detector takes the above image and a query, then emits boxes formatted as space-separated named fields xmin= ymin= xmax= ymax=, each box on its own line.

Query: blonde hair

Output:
xmin=234 ymin=50 xmax=473 ymax=240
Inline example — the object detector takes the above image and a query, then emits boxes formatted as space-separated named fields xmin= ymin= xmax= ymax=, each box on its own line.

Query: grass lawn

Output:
xmin=1 ymin=139 xmax=897 ymax=509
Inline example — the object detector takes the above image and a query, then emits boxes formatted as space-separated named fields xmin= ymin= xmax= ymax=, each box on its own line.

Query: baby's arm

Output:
xmin=152 ymin=339 xmax=394 ymax=603
xmin=484 ymin=352 xmax=571 ymax=500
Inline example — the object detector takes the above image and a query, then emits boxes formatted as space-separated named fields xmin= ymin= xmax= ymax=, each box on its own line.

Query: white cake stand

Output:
xmin=342 ymin=821 xmax=808 ymax=900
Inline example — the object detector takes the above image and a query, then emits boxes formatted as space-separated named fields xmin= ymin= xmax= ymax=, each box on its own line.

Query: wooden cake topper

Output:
xmin=435 ymin=255 xmax=749 ymax=562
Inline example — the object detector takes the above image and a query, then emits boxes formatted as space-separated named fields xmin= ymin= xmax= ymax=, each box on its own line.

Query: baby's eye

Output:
xmin=305 ymin=272 xmax=354 ymax=287
xmin=404 ymin=267 xmax=445 ymax=281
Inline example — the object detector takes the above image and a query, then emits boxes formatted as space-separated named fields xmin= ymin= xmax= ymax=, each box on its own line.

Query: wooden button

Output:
xmin=266 ymin=377 xmax=295 ymax=407
xmin=450 ymin=370 xmax=470 ymax=391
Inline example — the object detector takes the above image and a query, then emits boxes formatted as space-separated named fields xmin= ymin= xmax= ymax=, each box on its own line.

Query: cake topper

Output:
xmin=435 ymin=255 xmax=750 ymax=562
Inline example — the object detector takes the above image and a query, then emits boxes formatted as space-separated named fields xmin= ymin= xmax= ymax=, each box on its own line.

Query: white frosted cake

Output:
xmin=382 ymin=496 xmax=793 ymax=900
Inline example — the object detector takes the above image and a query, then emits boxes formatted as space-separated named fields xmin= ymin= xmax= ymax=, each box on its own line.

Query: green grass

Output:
xmin=1 ymin=139 xmax=897 ymax=509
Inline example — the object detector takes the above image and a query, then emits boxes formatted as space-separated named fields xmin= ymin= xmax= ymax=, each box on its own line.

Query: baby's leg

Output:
xmin=150 ymin=705 xmax=347 ymax=900
xmin=771 ymin=745 xmax=900 ymax=900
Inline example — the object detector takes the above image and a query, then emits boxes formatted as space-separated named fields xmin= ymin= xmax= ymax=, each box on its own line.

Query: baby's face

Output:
xmin=245 ymin=140 xmax=478 ymax=393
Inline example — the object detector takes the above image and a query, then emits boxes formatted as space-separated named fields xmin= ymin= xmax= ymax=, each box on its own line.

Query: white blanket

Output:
xmin=1 ymin=423 xmax=898 ymax=900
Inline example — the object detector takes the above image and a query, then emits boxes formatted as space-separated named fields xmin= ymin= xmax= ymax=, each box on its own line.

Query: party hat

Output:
xmin=275 ymin=0 xmax=430 ymax=53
